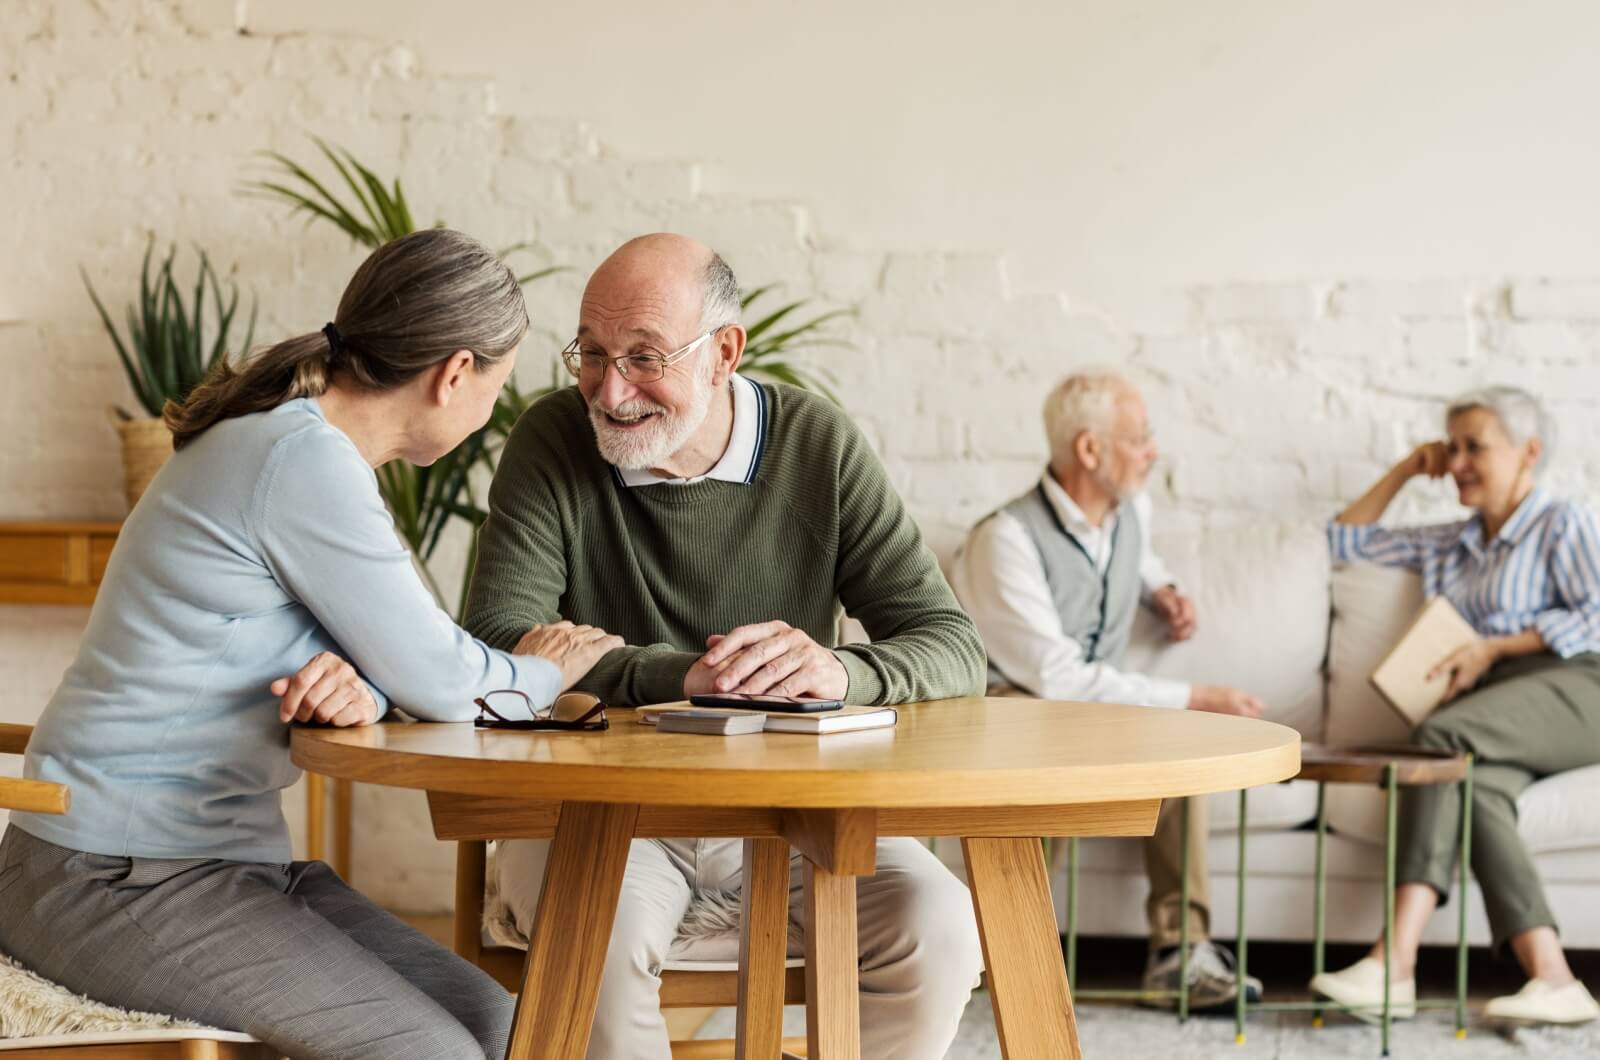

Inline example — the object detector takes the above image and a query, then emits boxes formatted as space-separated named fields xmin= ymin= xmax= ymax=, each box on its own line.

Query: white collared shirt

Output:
xmin=613 ymin=374 xmax=766 ymax=488
xmin=949 ymin=473 xmax=1192 ymax=710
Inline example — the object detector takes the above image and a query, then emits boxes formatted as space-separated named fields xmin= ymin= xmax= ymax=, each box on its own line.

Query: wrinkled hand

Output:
xmin=1403 ymin=441 xmax=1450 ymax=480
xmin=1428 ymin=640 xmax=1498 ymax=703
xmin=514 ymin=620 xmax=624 ymax=692
xmin=272 ymin=651 xmax=379 ymax=727
xmin=685 ymin=620 xmax=849 ymax=700
xmin=1188 ymin=684 xmax=1265 ymax=718
xmin=1150 ymin=585 xmax=1198 ymax=642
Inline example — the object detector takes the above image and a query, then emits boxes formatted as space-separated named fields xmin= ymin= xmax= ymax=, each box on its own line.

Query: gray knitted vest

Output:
xmin=984 ymin=481 xmax=1143 ymax=689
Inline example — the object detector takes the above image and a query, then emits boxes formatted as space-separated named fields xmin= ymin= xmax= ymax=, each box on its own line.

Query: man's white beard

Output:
xmin=588 ymin=362 xmax=717 ymax=471
xmin=1095 ymin=453 xmax=1142 ymax=501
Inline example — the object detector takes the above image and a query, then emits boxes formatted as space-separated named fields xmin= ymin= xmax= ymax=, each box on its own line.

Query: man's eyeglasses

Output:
xmin=560 ymin=329 xmax=716 ymax=383
xmin=474 ymin=690 xmax=609 ymax=731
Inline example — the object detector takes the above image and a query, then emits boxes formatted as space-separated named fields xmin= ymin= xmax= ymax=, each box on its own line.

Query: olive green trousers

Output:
xmin=1399 ymin=652 xmax=1600 ymax=949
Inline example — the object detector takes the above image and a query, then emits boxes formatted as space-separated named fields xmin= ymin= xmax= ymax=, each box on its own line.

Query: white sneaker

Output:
xmin=1309 ymin=957 xmax=1416 ymax=1023
xmin=1484 ymin=979 xmax=1600 ymax=1025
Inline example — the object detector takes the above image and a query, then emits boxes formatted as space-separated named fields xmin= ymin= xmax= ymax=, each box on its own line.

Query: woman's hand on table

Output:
xmin=514 ymin=620 xmax=624 ymax=691
xmin=273 ymin=651 xmax=379 ymax=726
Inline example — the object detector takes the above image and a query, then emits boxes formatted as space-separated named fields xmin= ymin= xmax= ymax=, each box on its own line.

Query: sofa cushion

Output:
xmin=1325 ymin=561 xmax=1423 ymax=747
xmin=1123 ymin=523 xmax=1330 ymax=740
xmin=1327 ymin=763 xmax=1600 ymax=856
xmin=1206 ymin=779 xmax=1321 ymax=834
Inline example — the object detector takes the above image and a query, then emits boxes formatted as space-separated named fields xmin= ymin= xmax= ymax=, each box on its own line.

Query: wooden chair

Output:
xmin=0 ymin=723 xmax=277 ymax=1060
xmin=452 ymin=840 xmax=809 ymax=1060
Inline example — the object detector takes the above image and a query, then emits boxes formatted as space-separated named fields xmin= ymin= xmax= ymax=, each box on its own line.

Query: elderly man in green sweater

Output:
xmin=464 ymin=233 xmax=987 ymax=1059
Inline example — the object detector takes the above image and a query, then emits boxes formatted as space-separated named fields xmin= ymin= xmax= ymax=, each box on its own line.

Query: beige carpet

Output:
xmin=697 ymin=992 xmax=1600 ymax=1058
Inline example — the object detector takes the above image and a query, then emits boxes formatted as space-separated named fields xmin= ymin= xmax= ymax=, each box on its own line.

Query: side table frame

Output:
xmin=1233 ymin=754 xmax=1475 ymax=1056
xmin=1060 ymin=799 xmax=1196 ymax=1016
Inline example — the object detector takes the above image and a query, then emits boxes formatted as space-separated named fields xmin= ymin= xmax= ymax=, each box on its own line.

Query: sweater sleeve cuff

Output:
xmin=833 ymin=648 xmax=885 ymax=705
xmin=361 ymin=677 xmax=391 ymax=722
xmin=641 ymin=651 xmax=701 ymax=706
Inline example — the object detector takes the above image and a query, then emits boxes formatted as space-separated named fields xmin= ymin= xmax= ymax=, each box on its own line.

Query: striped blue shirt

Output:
xmin=1328 ymin=488 xmax=1600 ymax=658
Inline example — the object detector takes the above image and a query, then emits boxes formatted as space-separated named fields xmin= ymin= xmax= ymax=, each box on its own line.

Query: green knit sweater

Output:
xmin=463 ymin=382 xmax=985 ymax=706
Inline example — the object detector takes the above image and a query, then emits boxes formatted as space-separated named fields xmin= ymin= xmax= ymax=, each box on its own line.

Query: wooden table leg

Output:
xmin=962 ymin=836 xmax=1082 ymax=1060
xmin=333 ymin=777 xmax=353 ymax=881
xmin=737 ymin=837 xmax=791 ymax=1059
xmin=507 ymin=801 xmax=640 ymax=1060
xmin=304 ymin=771 xmax=325 ymax=863
xmin=804 ymin=859 xmax=860 ymax=1060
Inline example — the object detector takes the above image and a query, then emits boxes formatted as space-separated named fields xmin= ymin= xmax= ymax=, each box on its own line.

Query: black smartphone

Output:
xmin=688 ymin=693 xmax=844 ymax=713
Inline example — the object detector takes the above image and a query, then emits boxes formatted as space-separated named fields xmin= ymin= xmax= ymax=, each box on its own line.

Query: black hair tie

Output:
xmin=322 ymin=322 xmax=343 ymax=356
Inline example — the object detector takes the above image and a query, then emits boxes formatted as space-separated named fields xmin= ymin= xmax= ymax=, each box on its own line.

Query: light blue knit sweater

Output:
xmin=14 ymin=398 xmax=559 ymax=863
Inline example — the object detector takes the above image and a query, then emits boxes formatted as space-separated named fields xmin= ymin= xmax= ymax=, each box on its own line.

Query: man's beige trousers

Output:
xmin=495 ymin=835 xmax=984 ymax=1060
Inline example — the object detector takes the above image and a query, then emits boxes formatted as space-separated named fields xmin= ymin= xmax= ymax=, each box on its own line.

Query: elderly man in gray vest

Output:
xmin=950 ymin=368 xmax=1267 ymax=1009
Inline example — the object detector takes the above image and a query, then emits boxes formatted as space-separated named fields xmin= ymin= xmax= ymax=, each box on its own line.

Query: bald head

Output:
xmin=583 ymin=233 xmax=740 ymax=339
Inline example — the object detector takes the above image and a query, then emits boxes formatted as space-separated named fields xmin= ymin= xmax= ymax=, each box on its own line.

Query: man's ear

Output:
xmin=1524 ymin=436 xmax=1544 ymax=473
xmin=708 ymin=325 xmax=746 ymax=386
xmin=429 ymin=350 xmax=477 ymax=407
xmin=1073 ymin=429 xmax=1100 ymax=472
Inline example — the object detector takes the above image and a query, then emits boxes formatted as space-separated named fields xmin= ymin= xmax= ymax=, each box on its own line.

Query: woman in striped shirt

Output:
xmin=1311 ymin=386 xmax=1600 ymax=1026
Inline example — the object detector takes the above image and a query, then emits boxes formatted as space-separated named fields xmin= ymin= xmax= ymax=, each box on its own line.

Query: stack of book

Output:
xmin=638 ymin=703 xmax=898 ymax=736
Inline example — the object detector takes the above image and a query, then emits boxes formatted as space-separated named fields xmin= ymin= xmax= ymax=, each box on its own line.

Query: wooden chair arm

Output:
xmin=0 ymin=776 xmax=69 ymax=815
xmin=0 ymin=722 xmax=32 ymax=757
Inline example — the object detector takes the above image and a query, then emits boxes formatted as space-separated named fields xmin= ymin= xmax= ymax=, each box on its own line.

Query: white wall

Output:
xmin=3 ymin=0 xmax=1599 ymax=911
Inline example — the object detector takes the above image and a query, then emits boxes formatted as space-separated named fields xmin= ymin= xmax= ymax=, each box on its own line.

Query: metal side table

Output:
xmin=1234 ymin=744 xmax=1473 ymax=1056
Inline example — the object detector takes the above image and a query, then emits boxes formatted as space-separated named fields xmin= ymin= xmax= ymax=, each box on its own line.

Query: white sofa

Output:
xmin=1037 ymin=522 xmax=1600 ymax=949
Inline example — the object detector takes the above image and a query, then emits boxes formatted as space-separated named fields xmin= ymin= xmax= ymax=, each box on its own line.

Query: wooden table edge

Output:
xmin=291 ymin=729 xmax=1301 ymax=808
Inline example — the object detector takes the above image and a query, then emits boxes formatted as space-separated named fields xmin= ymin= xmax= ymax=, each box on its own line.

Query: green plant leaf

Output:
xmin=739 ymin=284 xmax=777 ymax=309
xmin=154 ymin=254 xmax=180 ymax=400
xmin=316 ymin=138 xmax=384 ymax=239
xmin=163 ymin=256 xmax=192 ymax=393
xmin=123 ymin=303 xmax=161 ymax=415
xmin=246 ymin=180 xmax=371 ymax=245
xmin=187 ymin=248 xmax=207 ymax=390
xmin=743 ymin=299 xmax=808 ymax=344
xmin=248 ymin=155 xmax=373 ymax=245
xmin=86 ymin=238 xmax=258 ymax=417
xmin=82 ymin=267 xmax=153 ymax=416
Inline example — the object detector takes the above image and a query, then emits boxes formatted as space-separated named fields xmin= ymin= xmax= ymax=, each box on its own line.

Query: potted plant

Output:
xmin=82 ymin=241 xmax=257 ymax=508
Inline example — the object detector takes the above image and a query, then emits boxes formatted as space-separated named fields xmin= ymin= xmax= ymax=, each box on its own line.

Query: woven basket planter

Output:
xmin=115 ymin=415 xmax=172 ymax=510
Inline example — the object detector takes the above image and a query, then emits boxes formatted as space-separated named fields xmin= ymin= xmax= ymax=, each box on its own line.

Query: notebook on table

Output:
xmin=638 ymin=702 xmax=899 ymax=735
xmin=1369 ymin=596 xmax=1484 ymax=727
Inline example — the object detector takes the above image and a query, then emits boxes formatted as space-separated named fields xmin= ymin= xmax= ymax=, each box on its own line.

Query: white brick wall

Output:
xmin=4 ymin=1 xmax=1600 ymax=911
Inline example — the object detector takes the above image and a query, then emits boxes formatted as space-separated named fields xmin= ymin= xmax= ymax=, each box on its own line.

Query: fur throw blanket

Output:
xmin=0 ymin=953 xmax=205 ymax=1039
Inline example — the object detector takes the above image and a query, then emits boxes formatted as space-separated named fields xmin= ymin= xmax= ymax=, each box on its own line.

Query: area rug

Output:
xmin=698 ymin=991 xmax=1600 ymax=1058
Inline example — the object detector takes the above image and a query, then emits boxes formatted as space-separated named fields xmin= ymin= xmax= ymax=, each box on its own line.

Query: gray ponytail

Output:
xmin=167 ymin=228 xmax=528 ymax=449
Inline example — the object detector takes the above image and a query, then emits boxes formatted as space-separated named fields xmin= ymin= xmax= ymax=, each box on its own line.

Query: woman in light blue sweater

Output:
xmin=0 ymin=229 xmax=619 ymax=1059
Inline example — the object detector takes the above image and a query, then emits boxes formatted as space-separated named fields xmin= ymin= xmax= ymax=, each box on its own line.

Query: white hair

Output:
xmin=1446 ymin=385 xmax=1553 ymax=472
xmin=699 ymin=252 xmax=741 ymax=332
xmin=1042 ymin=368 xmax=1129 ymax=465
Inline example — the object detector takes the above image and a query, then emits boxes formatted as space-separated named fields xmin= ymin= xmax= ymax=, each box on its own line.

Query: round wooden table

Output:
xmin=292 ymin=696 xmax=1300 ymax=1060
